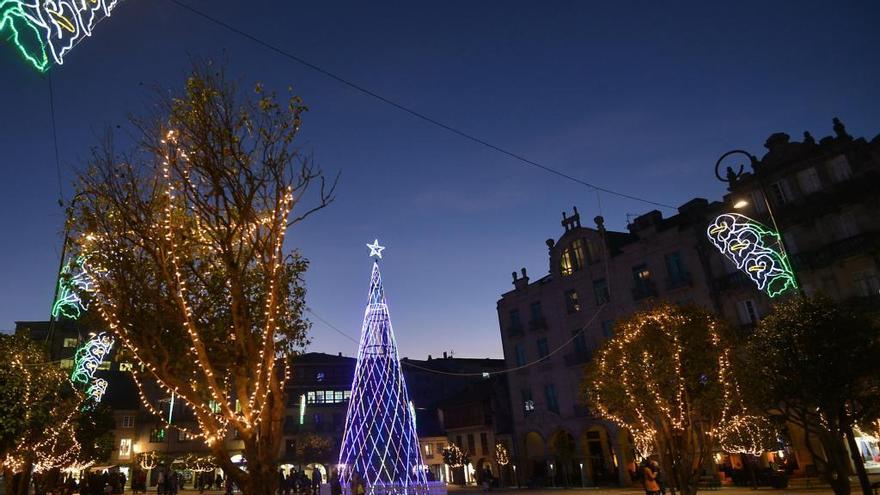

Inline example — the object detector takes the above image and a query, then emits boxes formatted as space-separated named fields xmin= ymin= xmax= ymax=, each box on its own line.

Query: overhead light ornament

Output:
xmin=1 ymin=0 xmax=124 ymax=72
xmin=707 ymin=213 xmax=797 ymax=298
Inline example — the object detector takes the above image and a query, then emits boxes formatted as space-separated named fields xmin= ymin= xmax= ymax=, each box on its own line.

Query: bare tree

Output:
xmin=71 ymin=64 xmax=335 ymax=495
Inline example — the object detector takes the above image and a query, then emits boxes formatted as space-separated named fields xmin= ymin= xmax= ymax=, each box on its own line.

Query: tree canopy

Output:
xmin=70 ymin=64 xmax=334 ymax=495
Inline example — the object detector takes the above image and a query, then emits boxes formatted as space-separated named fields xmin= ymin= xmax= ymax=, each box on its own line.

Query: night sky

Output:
xmin=1 ymin=1 xmax=878 ymax=359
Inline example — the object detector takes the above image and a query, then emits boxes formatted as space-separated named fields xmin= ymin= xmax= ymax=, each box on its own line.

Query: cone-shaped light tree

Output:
xmin=338 ymin=240 xmax=428 ymax=492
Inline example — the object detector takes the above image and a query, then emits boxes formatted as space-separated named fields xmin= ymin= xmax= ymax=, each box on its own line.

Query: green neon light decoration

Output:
xmin=1 ymin=0 xmax=123 ymax=72
xmin=71 ymin=332 xmax=114 ymax=407
xmin=52 ymin=256 xmax=92 ymax=320
xmin=707 ymin=213 xmax=798 ymax=298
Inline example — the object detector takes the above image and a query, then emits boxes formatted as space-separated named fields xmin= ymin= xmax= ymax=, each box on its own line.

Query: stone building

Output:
xmin=496 ymin=119 xmax=880 ymax=485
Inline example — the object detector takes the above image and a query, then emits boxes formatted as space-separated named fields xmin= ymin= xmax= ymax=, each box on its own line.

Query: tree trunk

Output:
xmin=844 ymin=426 xmax=872 ymax=495
xmin=5 ymin=463 xmax=33 ymax=495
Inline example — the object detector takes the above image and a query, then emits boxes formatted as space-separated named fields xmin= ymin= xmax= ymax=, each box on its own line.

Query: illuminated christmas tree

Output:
xmin=338 ymin=240 xmax=428 ymax=491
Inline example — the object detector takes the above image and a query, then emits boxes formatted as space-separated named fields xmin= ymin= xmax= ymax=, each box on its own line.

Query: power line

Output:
xmin=305 ymin=303 xmax=605 ymax=377
xmin=47 ymin=72 xmax=63 ymax=205
xmin=164 ymin=0 xmax=677 ymax=211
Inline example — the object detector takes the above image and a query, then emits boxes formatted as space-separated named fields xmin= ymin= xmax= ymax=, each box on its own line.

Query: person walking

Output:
xmin=642 ymin=459 xmax=661 ymax=495
xmin=311 ymin=467 xmax=323 ymax=495
xmin=157 ymin=469 xmax=166 ymax=495
xmin=329 ymin=470 xmax=341 ymax=495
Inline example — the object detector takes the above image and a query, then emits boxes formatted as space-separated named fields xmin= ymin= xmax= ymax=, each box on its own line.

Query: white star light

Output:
xmin=366 ymin=239 xmax=386 ymax=259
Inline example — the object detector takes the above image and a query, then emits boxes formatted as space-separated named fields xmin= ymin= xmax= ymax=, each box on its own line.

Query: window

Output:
xmin=306 ymin=390 xmax=351 ymax=404
xmin=564 ymin=289 xmax=581 ymax=313
xmin=572 ymin=329 xmax=588 ymax=355
xmin=59 ymin=359 xmax=74 ymax=370
xmin=467 ymin=434 xmax=476 ymax=454
xmin=209 ymin=400 xmax=221 ymax=414
xmin=836 ymin=212 xmax=859 ymax=239
xmin=797 ymin=167 xmax=822 ymax=194
xmin=601 ymin=320 xmax=614 ymax=339
xmin=118 ymin=362 xmax=133 ymax=372
xmin=63 ymin=338 xmax=79 ymax=348
xmin=121 ymin=415 xmax=135 ymax=428
xmin=769 ymin=180 xmax=790 ymax=205
xmin=544 ymin=384 xmax=559 ymax=413
xmin=149 ymin=428 xmax=166 ymax=443
xmin=480 ymin=432 xmax=489 ymax=455
xmin=119 ymin=438 xmax=132 ymax=459
xmin=529 ymin=301 xmax=543 ymax=322
xmin=664 ymin=252 xmax=687 ymax=285
xmin=749 ymin=190 xmax=767 ymax=213
xmin=522 ymin=390 xmax=534 ymax=416
xmin=560 ymin=240 xmax=585 ymax=276
xmin=537 ymin=338 xmax=549 ymax=360
xmin=593 ymin=279 xmax=609 ymax=305
xmin=97 ymin=361 xmax=111 ymax=370
xmin=514 ymin=343 xmax=526 ymax=367
xmin=632 ymin=264 xmax=653 ymax=297
xmin=585 ymin=239 xmax=601 ymax=264
xmin=736 ymin=300 xmax=758 ymax=325
xmin=828 ymin=155 xmax=852 ymax=182
xmin=178 ymin=429 xmax=195 ymax=442
xmin=854 ymin=272 xmax=880 ymax=298
xmin=571 ymin=239 xmax=586 ymax=269
xmin=508 ymin=309 xmax=522 ymax=334
xmin=560 ymin=249 xmax=575 ymax=276
xmin=424 ymin=443 xmax=434 ymax=457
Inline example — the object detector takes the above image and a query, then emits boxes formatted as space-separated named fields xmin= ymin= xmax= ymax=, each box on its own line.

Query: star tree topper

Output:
xmin=366 ymin=239 xmax=385 ymax=259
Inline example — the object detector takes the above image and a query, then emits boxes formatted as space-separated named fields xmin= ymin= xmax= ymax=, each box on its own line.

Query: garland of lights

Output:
xmin=495 ymin=443 xmax=509 ymax=466
xmin=442 ymin=445 xmax=467 ymax=469
xmin=338 ymin=247 xmax=429 ymax=492
xmin=0 ymin=0 xmax=123 ymax=72
xmin=707 ymin=213 xmax=797 ymax=297
xmin=138 ymin=451 xmax=159 ymax=470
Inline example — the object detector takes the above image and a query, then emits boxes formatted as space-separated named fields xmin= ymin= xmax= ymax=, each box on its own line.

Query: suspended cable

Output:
xmin=164 ymin=0 xmax=676 ymax=211
xmin=47 ymin=72 xmax=63 ymax=206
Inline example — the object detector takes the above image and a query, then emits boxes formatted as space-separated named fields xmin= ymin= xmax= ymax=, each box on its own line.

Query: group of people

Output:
xmin=277 ymin=467 xmax=324 ymax=495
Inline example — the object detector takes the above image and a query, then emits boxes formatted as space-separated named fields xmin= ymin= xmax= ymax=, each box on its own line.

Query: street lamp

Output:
xmin=714 ymin=150 xmax=802 ymax=291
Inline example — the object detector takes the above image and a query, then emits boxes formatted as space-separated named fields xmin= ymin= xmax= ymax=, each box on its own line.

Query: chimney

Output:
xmin=514 ymin=267 xmax=529 ymax=291
xmin=427 ymin=354 xmax=432 ymax=361
xmin=561 ymin=206 xmax=581 ymax=232
xmin=338 ymin=352 xmax=342 ymax=357
xmin=443 ymin=351 xmax=448 ymax=359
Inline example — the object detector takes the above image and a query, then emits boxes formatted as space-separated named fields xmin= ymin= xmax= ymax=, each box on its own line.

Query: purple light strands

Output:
xmin=338 ymin=241 xmax=428 ymax=492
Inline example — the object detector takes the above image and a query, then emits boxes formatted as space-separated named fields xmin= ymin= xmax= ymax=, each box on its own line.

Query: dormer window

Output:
xmin=560 ymin=239 xmax=586 ymax=276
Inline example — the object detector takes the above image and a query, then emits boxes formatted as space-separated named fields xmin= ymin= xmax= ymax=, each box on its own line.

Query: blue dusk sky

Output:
xmin=0 ymin=1 xmax=878 ymax=359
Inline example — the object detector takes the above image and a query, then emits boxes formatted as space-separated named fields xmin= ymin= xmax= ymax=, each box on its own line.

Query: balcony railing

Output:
xmin=712 ymin=271 xmax=751 ymax=292
xmin=791 ymin=232 xmax=879 ymax=270
xmin=563 ymin=350 xmax=592 ymax=367
xmin=665 ymin=272 xmax=693 ymax=290
xmin=631 ymin=280 xmax=658 ymax=301
xmin=529 ymin=318 xmax=548 ymax=331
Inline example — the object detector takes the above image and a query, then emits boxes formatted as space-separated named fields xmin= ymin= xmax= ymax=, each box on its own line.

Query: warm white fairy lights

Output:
xmin=75 ymin=122 xmax=304 ymax=474
xmin=588 ymin=305 xmax=765 ymax=462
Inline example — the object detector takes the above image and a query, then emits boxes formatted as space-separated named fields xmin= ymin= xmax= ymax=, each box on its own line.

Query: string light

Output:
xmin=495 ymin=443 xmax=509 ymax=466
xmin=0 ymin=0 xmax=124 ymax=72
xmin=707 ymin=213 xmax=797 ymax=297
xmin=441 ymin=445 xmax=466 ymax=469
xmin=588 ymin=305 xmax=754 ymax=463
xmin=51 ymin=256 xmax=92 ymax=319
xmin=338 ymin=252 xmax=428 ymax=492
xmin=70 ymin=332 xmax=114 ymax=405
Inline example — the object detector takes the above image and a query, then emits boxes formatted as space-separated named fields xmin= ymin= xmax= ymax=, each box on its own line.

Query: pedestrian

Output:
xmin=215 ymin=474 xmax=223 ymax=491
xmin=329 ymin=470 xmax=341 ymax=495
xmin=650 ymin=460 xmax=666 ymax=495
xmin=642 ymin=459 xmax=660 ymax=495
xmin=311 ymin=467 xmax=322 ymax=495
xmin=157 ymin=468 xmax=166 ymax=495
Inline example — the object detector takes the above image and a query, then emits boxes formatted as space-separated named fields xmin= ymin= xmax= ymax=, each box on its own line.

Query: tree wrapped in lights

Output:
xmin=0 ymin=332 xmax=83 ymax=495
xmin=495 ymin=443 xmax=509 ymax=466
xmin=70 ymin=65 xmax=335 ymax=495
xmin=338 ymin=255 xmax=428 ymax=492
xmin=442 ymin=445 xmax=467 ymax=468
xmin=584 ymin=304 xmax=739 ymax=495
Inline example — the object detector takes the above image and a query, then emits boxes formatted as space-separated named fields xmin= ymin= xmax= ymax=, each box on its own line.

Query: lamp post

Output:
xmin=714 ymin=150 xmax=802 ymax=291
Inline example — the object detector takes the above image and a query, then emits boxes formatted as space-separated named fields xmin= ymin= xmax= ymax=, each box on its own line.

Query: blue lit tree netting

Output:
xmin=338 ymin=261 xmax=428 ymax=491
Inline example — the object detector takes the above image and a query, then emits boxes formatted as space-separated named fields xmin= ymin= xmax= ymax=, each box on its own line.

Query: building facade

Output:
xmin=496 ymin=119 xmax=880 ymax=486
